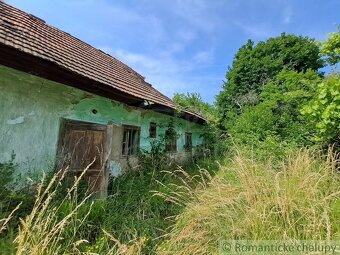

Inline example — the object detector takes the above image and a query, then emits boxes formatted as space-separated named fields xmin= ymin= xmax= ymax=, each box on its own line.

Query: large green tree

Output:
xmin=217 ymin=33 xmax=324 ymax=126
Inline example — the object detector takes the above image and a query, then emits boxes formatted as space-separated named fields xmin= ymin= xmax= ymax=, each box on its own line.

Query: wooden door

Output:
xmin=57 ymin=120 xmax=108 ymax=195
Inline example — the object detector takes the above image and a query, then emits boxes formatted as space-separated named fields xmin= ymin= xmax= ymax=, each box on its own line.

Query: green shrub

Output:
xmin=302 ymin=73 xmax=340 ymax=150
xmin=0 ymin=153 xmax=35 ymax=230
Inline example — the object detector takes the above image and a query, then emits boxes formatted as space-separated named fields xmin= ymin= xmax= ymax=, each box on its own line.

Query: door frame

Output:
xmin=55 ymin=118 xmax=113 ymax=197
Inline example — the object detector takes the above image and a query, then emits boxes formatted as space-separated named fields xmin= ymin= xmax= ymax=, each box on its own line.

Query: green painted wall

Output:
xmin=0 ymin=65 xmax=204 ymax=174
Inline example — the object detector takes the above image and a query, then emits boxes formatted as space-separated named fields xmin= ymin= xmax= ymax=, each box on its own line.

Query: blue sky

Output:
xmin=6 ymin=0 xmax=340 ymax=104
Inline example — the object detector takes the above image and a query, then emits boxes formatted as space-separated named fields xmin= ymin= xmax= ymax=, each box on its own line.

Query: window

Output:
xmin=149 ymin=122 xmax=157 ymax=138
xmin=122 ymin=125 xmax=140 ymax=156
xmin=185 ymin=132 xmax=192 ymax=152
xmin=165 ymin=129 xmax=177 ymax=152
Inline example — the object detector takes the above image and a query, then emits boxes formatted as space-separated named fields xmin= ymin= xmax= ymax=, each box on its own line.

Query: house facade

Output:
xmin=0 ymin=2 xmax=206 ymax=196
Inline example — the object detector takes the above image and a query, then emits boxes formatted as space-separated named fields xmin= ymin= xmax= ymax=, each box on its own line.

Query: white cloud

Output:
xmin=111 ymin=49 xmax=185 ymax=75
xmin=98 ymin=46 xmax=216 ymax=101
xmin=94 ymin=0 xmax=220 ymax=101
xmin=103 ymin=47 xmax=214 ymax=76
xmin=172 ymin=0 xmax=218 ymax=32
xmin=8 ymin=0 xmax=336 ymax=104
xmin=193 ymin=48 xmax=214 ymax=65
xmin=232 ymin=0 xmax=294 ymax=38
xmin=176 ymin=29 xmax=197 ymax=43
xmin=281 ymin=1 xmax=293 ymax=24
xmin=283 ymin=8 xmax=292 ymax=24
xmin=136 ymin=0 xmax=227 ymax=34
xmin=236 ymin=22 xmax=274 ymax=39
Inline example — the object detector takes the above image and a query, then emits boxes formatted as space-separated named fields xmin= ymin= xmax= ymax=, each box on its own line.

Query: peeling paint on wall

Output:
xmin=0 ymin=64 xmax=205 ymax=174
xmin=108 ymin=160 xmax=121 ymax=176
xmin=7 ymin=116 xmax=25 ymax=125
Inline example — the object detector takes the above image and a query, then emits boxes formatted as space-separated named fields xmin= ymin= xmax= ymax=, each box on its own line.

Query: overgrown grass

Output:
xmin=157 ymin=149 xmax=340 ymax=254
xmin=0 ymin=149 xmax=339 ymax=254
xmin=0 ymin=163 xmax=161 ymax=254
xmin=83 ymin=157 xmax=219 ymax=254
xmin=0 ymin=156 xmax=219 ymax=254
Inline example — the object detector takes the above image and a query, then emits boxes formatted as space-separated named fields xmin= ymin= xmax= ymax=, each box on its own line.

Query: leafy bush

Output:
xmin=227 ymin=102 xmax=276 ymax=144
xmin=321 ymin=27 xmax=340 ymax=66
xmin=222 ymin=69 xmax=321 ymax=157
xmin=302 ymin=73 xmax=340 ymax=150
xmin=138 ymin=141 xmax=168 ymax=178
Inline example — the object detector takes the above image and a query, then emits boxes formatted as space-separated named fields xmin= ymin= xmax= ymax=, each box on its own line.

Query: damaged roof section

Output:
xmin=0 ymin=2 xmax=206 ymax=124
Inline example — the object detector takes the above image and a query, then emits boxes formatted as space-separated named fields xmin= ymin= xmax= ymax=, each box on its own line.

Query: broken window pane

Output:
xmin=122 ymin=126 xmax=140 ymax=156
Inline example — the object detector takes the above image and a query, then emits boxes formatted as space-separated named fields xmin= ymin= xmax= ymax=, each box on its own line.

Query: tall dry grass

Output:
xmin=2 ymin=164 xmax=144 ymax=255
xmin=14 ymin=167 xmax=93 ymax=254
xmin=0 ymin=203 xmax=21 ymax=234
xmin=157 ymin=149 xmax=340 ymax=254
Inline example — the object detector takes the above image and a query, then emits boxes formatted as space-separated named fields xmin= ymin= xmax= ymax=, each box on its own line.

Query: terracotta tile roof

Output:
xmin=0 ymin=2 xmax=206 ymax=122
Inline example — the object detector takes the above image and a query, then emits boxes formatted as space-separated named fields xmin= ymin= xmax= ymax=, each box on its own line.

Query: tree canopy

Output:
xmin=214 ymin=29 xmax=340 ymax=153
xmin=217 ymin=33 xmax=324 ymax=120
xmin=320 ymin=27 xmax=340 ymax=66
xmin=174 ymin=29 xmax=339 ymax=153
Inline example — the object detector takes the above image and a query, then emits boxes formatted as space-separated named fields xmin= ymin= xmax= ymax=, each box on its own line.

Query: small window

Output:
xmin=165 ymin=129 xmax=177 ymax=152
xmin=149 ymin=122 xmax=157 ymax=138
xmin=122 ymin=125 xmax=140 ymax=156
xmin=185 ymin=132 xmax=192 ymax=152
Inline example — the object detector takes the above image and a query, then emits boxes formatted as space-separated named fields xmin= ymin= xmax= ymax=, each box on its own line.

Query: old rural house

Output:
xmin=0 ymin=2 xmax=206 ymax=196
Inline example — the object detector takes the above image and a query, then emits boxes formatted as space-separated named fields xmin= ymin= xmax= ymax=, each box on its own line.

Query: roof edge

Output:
xmin=0 ymin=1 xmax=206 ymax=124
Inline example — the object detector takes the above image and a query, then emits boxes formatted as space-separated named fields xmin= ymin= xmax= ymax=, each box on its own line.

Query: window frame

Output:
xmin=185 ymin=132 xmax=193 ymax=152
xmin=121 ymin=125 xmax=141 ymax=157
xmin=165 ymin=129 xmax=177 ymax=153
xmin=149 ymin=122 xmax=157 ymax=138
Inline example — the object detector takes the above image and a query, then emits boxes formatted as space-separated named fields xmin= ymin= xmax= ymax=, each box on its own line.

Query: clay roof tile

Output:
xmin=0 ymin=2 xmax=206 ymax=123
